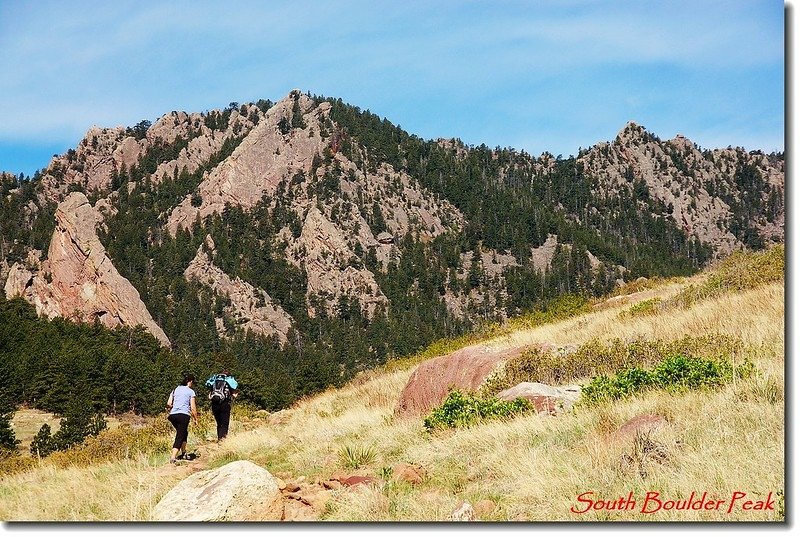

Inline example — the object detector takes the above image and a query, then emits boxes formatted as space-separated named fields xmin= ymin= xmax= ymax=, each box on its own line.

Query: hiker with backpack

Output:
xmin=166 ymin=374 xmax=199 ymax=464
xmin=205 ymin=369 xmax=239 ymax=441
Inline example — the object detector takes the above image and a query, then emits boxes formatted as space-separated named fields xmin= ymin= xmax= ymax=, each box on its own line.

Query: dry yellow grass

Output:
xmin=0 ymin=276 xmax=784 ymax=521
xmin=9 ymin=408 xmax=134 ymax=454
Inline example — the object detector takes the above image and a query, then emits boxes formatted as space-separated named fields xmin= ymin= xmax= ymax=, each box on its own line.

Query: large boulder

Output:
xmin=152 ymin=460 xmax=283 ymax=521
xmin=495 ymin=382 xmax=581 ymax=415
xmin=395 ymin=343 xmax=530 ymax=417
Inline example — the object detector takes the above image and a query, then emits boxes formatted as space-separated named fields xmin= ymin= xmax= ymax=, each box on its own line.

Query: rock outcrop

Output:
xmin=165 ymin=91 xmax=462 ymax=317
xmin=39 ymin=104 xmax=264 ymax=204
xmin=167 ymin=92 xmax=326 ymax=235
xmin=577 ymin=121 xmax=785 ymax=257
xmin=495 ymin=382 xmax=581 ymax=415
xmin=530 ymin=234 xmax=559 ymax=273
xmin=4 ymin=92 xmax=782 ymax=351
xmin=289 ymin=207 xmax=388 ymax=317
xmin=184 ymin=235 xmax=293 ymax=343
xmin=4 ymin=192 xmax=170 ymax=347
xmin=152 ymin=460 xmax=283 ymax=521
xmin=395 ymin=343 xmax=531 ymax=417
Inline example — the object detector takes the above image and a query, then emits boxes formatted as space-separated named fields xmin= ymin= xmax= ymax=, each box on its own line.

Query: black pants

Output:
xmin=167 ymin=413 xmax=190 ymax=449
xmin=211 ymin=400 xmax=231 ymax=439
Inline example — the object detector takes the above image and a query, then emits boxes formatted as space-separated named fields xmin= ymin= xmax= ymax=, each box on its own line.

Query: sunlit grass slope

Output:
xmin=0 ymin=246 xmax=784 ymax=521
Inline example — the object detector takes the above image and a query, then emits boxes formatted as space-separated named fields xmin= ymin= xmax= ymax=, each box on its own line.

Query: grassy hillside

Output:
xmin=0 ymin=247 xmax=784 ymax=521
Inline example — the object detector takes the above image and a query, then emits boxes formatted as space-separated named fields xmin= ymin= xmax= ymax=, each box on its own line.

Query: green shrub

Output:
xmin=424 ymin=390 xmax=532 ymax=430
xmin=651 ymin=354 xmax=732 ymax=390
xmin=621 ymin=297 xmax=663 ymax=318
xmin=487 ymin=334 xmax=747 ymax=393
xmin=580 ymin=354 xmax=753 ymax=405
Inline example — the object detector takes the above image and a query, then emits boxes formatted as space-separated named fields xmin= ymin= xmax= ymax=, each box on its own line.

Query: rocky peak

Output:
xmin=615 ymin=121 xmax=649 ymax=144
xmin=578 ymin=122 xmax=784 ymax=257
xmin=167 ymin=92 xmax=327 ymax=235
xmin=38 ymin=104 xmax=264 ymax=204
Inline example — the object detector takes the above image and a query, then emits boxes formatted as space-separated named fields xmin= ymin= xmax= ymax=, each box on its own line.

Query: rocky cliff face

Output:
xmin=289 ymin=207 xmax=388 ymax=318
xmin=185 ymin=235 xmax=293 ymax=343
xmin=3 ymin=192 xmax=170 ymax=347
xmin=577 ymin=122 xmax=784 ymax=257
xmin=38 ymin=104 xmax=264 ymax=204
xmin=2 ymin=91 xmax=784 ymax=353
xmin=168 ymin=91 xmax=462 ymax=318
xmin=167 ymin=93 xmax=325 ymax=235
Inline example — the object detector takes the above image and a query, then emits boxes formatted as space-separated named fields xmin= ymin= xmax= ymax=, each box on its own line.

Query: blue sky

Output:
xmin=0 ymin=0 xmax=785 ymax=177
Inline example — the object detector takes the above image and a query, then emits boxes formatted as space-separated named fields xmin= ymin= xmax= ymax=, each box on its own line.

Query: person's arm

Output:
xmin=166 ymin=390 xmax=174 ymax=411
xmin=190 ymin=396 xmax=198 ymax=425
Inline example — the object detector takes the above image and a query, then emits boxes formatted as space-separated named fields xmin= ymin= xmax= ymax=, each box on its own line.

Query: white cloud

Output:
xmin=0 ymin=0 xmax=784 ymax=158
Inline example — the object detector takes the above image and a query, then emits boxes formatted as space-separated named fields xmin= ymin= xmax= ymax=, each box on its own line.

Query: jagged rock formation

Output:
xmin=4 ymin=192 xmax=170 ymax=346
xmin=578 ymin=121 xmax=784 ymax=257
xmin=167 ymin=93 xmax=326 ymax=235
xmin=38 ymin=104 xmax=264 ymax=204
xmin=184 ymin=235 xmax=292 ymax=343
xmin=288 ymin=207 xmax=387 ymax=317
xmin=1 ymin=90 xmax=784 ymax=377
xmin=166 ymin=91 xmax=461 ymax=317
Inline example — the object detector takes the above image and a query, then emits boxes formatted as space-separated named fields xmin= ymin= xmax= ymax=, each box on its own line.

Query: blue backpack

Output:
xmin=208 ymin=375 xmax=231 ymax=403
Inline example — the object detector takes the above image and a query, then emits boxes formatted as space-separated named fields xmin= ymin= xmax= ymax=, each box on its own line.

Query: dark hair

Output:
xmin=181 ymin=374 xmax=195 ymax=386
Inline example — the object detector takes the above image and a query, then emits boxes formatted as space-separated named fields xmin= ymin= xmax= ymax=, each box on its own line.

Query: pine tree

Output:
xmin=30 ymin=424 xmax=54 ymax=458
xmin=0 ymin=357 xmax=19 ymax=454
xmin=0 ymin=407 xmax=18 ymax=454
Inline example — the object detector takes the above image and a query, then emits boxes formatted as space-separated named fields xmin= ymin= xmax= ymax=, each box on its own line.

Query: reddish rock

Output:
xmin=614 ymin=414 xmax=667 ymax=439
xmin=282 ymin=499 xmax=316 ymax=521
xmin=280 ymin=481 xmax=330 ymax=520
xmin=473 ymin=499 xmax=497 ymax=518
xmin=282 ymin=482 xmax=301 ymax=493
xmin=339 ymin=475 xmax=377 ymax=488
xmin=394 ymin=343 xmax=531 ymax=417
xmin=297 ymin=487 xmax=331 ymax=511
xmin=392 ymin=463 xmax=426 ymax=485
xmin=4 ymin=192 xmax=170 ymax=347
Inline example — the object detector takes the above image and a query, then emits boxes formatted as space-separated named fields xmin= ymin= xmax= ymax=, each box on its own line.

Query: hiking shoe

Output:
xmin=169 ymin=458 xmax=177 ymax=464
xmin=176 ymin=453 xmax=185 ymax=460
xmin=184 ymin=452 xmax=199 ymax=461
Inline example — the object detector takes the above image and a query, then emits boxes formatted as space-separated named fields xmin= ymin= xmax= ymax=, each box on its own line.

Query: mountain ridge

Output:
xmin=0 ymin=89 xmax=785 ymax=406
